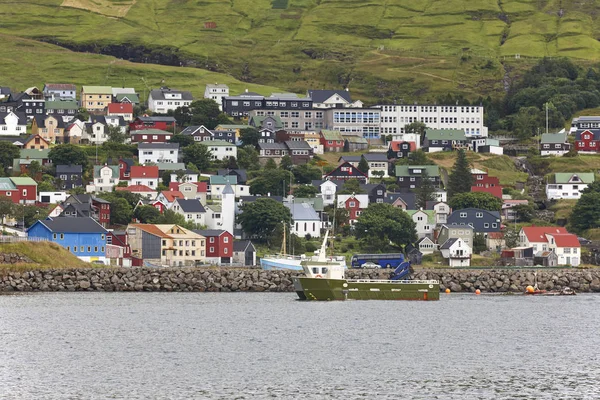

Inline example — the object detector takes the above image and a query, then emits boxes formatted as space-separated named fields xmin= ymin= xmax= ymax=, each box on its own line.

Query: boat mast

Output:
xmin=281 ymin=220 xmax=286 ymax=255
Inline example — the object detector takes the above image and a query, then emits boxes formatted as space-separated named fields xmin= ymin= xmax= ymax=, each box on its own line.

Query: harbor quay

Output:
xmin=1 ymin=267 xmax=600 ymax=293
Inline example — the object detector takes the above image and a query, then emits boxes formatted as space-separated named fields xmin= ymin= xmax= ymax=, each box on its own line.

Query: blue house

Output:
xmin=27 ymin=217 xmax=108 ymax=263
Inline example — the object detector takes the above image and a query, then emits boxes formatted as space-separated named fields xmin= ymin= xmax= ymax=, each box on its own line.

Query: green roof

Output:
xmin=45 ymin=100 xmax=78 ymax=110
xmin=93 ymin=165 xmax=119 ymax=178
xmin=395 ymin=165 xmax=440 ymax=177
xmin=19 ymin=149 xmax=50 ymax=159
xmin=10 ymin=177 xmax=37 ymax=186
xmin=293 ymin=197 xmax=324 ymax=212
xmin=425 ymin=129 xmax=466 ymax=141
xmin=82 ymin=86 xmax=112 ymax=94
xmin=115 ymin=93 xmax=140 ymax=103
xmin=541 ymin=133 xmax=566 ymax=144
xmin=210 ymin=175 xmax=237 ymax=185
xmin=249 ymin=115 xmax=283 ymax=129
xmin=320 ymin=130 xmax=343 ymax=141
xmin=156 ymin=162 xmax=185 ymax=171
xmin=215 ymin=124 xmax=248 ymax=130
xmin=553 ymin=172 xmax=595 ymax=184
xmin=405 ymin=209 xmax=435 ymax=223
xmin=344 ymin=136 xmax=368 ymax=144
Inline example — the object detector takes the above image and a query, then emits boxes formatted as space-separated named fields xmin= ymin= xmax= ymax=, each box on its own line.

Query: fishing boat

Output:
xmin=292 ymin=232 xmax=440 ymax=301
xmin=260 ymin=221 xmax=346 ymax=271
xmin=524 ymin=287 xmax=576 ymax=296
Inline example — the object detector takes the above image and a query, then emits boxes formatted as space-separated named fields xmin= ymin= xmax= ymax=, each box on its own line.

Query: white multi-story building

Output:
xmin=138 ymin=143 xmax=179 ymax=164
xmin=208 ymin=140 xmax=237 ymax=161
xmin=148 ymin=87 xmax=193 ymax=114
xmin=204 ymin=84 xmax=229 ymax=111
xmin=375 ymin=104 xmax=487 ymax=138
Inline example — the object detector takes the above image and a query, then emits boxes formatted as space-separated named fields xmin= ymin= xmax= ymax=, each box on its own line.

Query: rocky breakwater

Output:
xmin=414 ymin=269 xmax=600 ymax=293
xmin=1 ymin=267 xmax=599 ymax=293
xmin=0 ymin=267 xmax=390 ymax=293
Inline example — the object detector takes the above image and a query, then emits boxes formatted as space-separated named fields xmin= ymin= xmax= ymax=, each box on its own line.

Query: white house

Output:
xmin=170 ymin=170 xmax=199 ymax=183
xmin=84 ymin=117 xmax=109 ymax=145
xmin=363 ymin=153 xmax=390 ymax=178
xmin=440 ymin=238 xmax=472 ymax=267
xmin=546 ymin=233 xmax=581 ymax=267
xmin=546 ymin=173 xmax=594 ymax=200
xmin=430 ymin=201 xmax=451 ymax=225
xmin=148 ymin=87 xmax=193 ymax=114
xmin=315 ymin=179 xmax=341 ymax=206
xmin=204 ymin=84 xmax=229 ymax=111
xmin=0 ymin=111 xmax=27 ymax=136
xmin=208 ymin=140 xmax=237 ymax=161
xmin=87 ymin=165 xmax=120 ymax=193
xmin=138 ymin=142 xmax=179 ymax=164
xmin=406 ymin=209 xmax=435 ymax=239
xmin=65 ymin=119 xmax=85 ymax=144
xmin=307 ymin=89 xmax=363 ymax=109
xmin=38 ymin=191 xmax=68 ymax=204
xmin=415 ymin=237 xmax=436 ymax=255
xmin=129 ymin=166 xmax=160 ymax=189
xmin=209 ymin=175 xmax=248 ymax=198
xmin=286 ymin=202 xmax=322 ymax=238
xmin=171 ymin=199 xmax=206 ymax=226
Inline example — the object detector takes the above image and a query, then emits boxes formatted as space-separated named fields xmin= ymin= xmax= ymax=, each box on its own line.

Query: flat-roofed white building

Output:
xmin=375 ymin=104 xmax=487 ymax=138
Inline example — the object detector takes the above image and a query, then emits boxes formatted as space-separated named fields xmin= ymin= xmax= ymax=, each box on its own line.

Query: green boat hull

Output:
xmin=293 ymin=277 xmax=440 ymax=301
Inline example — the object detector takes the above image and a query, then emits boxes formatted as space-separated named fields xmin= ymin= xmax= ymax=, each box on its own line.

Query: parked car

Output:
xmin=578 ymin=237 xmax=592 ymax=245
xmin=361 ymin=262 xmax=381 ymax=269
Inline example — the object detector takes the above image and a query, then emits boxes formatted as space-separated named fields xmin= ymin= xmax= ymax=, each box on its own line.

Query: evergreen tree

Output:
xmin=415 ymin=170 xmax=436 ymax=209
xmin=447 ymin=149 xmax=473 ymax=198
xmin=357 ymin=156 xmax=369 ymax=175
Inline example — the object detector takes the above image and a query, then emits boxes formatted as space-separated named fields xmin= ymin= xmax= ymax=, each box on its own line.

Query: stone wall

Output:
xmin=1 ymin=267 xmax=600 ymax=293
xmin=0 ymin=253 xmax=33 ymax=264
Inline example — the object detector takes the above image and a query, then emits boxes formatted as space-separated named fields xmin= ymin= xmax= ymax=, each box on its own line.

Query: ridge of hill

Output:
xmin=1 ymin=1 xmax=600 ymax=101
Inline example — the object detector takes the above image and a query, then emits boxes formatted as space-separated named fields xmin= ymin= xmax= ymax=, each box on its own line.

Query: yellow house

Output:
xmin=127 ymin=224 xmax=206 ymax=267
xmin=31 ymin=115 xmax=65 ymax=144
xmin=304 ymin=131 xmax=323 ymax=154
xmin=81 ymin=86 xmax=113 ymax=112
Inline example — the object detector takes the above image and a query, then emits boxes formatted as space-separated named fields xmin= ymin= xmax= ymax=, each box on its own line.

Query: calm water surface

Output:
xmin=0 ymin=292 xmax=599 ymax=399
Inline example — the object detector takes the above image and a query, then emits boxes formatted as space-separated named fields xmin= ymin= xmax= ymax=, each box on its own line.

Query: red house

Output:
xmin=471 ymin=169 xmax=502 ymax=199
xmin=107 ymin=103 xmax=134 ymax=121
xmin=130 ymin=129 xmax=173 ymax=144
xmin=129 ymin=116 xmax=176 ymax=132
xmin=338 ymin=194 xmax=369 ymax=224
xmin=320 ymin=130 xmax=344 ymax=152
xmin=118 ymin=158 xmax=135 ymax=180
xmin=194 ymin=229 xmax=233 ymax=264
xmin=575 ymin=130 xmax=600 ymax=153
xmin=10 ymin=177 xmax=38 ymax=204
xmin=324 ymin=162 xmax=368 ymax=183
xmin=135 ymin=199 xmax=166 ymax=214
xmin=93 ymin=197 xmax=112 ymax=227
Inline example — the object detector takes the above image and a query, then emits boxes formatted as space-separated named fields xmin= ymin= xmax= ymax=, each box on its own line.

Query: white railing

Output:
xmin=348 ymin=279 xmax=440 ymax=284
xmin=0 ymin=236 xmax=49 ymax=243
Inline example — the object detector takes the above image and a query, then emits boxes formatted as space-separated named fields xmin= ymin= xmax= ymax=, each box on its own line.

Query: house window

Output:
xmin=73 ymin=247 xmax=77 ymax=253
xmin=80 ymin=246 xmax=84 ymax=252
xmin=460 ymin=212 xmax=467 ymax=218
xmin=484 ymin=223 xmax=489 ymax=228
xmin=476 ymin=212 xmax=483 ymax=218
xmin=210 ymin=247 xmax=215 ymax=252
xmin=223 ymin=236 xmax=229 ymax=243
xmin=60 ymin=234 xmax=64 ymax=240
xmin=53 ymin=233 xmax=57 ymax=239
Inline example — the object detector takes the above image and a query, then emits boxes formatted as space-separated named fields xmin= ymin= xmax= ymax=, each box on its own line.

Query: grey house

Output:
xmin=446 ymin=208 xmax=502 ymax=235
xmin=233 ymin=240 xmax=257 ymax=266
xmin=56 ymin=165 xmax=83 ymax=190
xmin=437 ymin=223 xmax=474 ymax=247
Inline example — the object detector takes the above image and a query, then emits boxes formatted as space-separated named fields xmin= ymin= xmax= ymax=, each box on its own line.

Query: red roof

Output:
xmin=488 ymin=232 xmax=504 ymax=239
xmin=116 ymin=185 xmax=156 ymax=193
xmin=130 ymin=166 xmax=159 ymax=179
xmin=390 ymin=141 xmax=417 ymax=152
xmin=547 ymin=233 xmax=580 ymax=248
xmin=161 ymin=190 xmax=184 ymax=202
xmin=108 ymin=103 xmax=133 ymax=114
xmin=522 ymin=226 xmax=568 ymax=243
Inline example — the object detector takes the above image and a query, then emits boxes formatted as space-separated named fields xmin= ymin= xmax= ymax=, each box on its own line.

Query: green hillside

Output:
xmin=1 ymin=0 xmax=600 ymax=101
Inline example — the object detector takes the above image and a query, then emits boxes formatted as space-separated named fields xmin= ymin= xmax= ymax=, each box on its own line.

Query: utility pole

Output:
xmin=546 ymin=102 xmax=549 ymax=134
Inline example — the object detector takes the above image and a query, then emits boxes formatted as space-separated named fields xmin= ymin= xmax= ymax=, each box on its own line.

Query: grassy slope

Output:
xmin=0 ymin=34 xmax=283 ymax=98
xmin=1 ymin=0 xmax=599 ymax=101
xmin=427 ymin=151 xmax=529 ymax=187
xmin=0 ymin=241 xmax=91 ymax=270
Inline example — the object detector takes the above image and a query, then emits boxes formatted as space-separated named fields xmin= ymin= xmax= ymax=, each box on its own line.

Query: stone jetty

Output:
xmin=1 ymin=267 xmax=600 ymax=293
